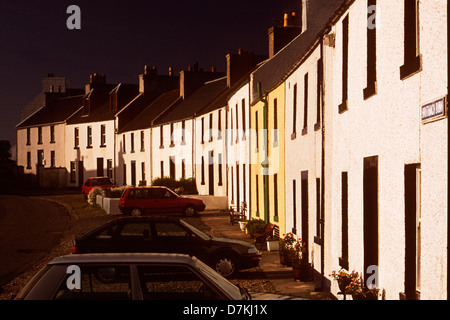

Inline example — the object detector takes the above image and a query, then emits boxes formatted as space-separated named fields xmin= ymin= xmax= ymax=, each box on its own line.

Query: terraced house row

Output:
xmin=16 ymin=0 xmax=449 ymax=299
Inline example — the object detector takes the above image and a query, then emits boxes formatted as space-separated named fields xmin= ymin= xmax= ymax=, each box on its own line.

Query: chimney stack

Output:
xmin=226 ymin=49 xmax=267 ymax=87
xmin=179 ymin=62 xmax=225 ymax=99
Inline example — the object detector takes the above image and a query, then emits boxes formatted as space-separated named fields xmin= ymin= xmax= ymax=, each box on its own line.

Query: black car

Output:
xmin=14 ymin=253 xmax=251 ymax=300
xmin=72 ymin=216 xmax=262 ymax=277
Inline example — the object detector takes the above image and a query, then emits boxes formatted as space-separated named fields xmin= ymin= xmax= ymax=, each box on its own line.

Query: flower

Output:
xmin=330 ymin=269 xmax=359 ymax=282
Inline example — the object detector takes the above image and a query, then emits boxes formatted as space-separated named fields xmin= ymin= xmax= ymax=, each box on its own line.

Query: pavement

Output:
xmin=199 ymin=210 xmax=332 ymax=300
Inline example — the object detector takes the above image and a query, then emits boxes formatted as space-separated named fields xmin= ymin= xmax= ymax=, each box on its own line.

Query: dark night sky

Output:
xmin=0 ymin=0 xmax=300 ymax=145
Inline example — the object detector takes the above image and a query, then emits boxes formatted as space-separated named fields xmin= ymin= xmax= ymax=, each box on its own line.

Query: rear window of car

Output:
xmin=92 ymin=178 xmax=113 ymax=186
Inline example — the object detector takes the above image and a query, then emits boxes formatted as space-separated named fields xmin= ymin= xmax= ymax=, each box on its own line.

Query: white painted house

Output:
xmin=321 ymin=0 xmax=448 ymax=300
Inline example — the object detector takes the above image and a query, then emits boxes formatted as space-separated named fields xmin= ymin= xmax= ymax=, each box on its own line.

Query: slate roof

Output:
xmin=251 ymin=0 xmax=347 ymax=103
xmin=153 ymin=77 xmax=228 ymax=125
xmin=16 ymin=94 xmax=84 ymax=129
xmin=66 ymin=83 xmax=139 ymax=125
xmin=118 ymin=89 xmax=181 ymax=132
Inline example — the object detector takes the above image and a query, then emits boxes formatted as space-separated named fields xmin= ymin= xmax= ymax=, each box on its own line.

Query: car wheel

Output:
xmin=214 ymin=255 xmax=236 ymax=277
xmin=131 ymin=208 xmax=143 ymax=216
xmin=183 ymin=205 xmax=196 ymax=217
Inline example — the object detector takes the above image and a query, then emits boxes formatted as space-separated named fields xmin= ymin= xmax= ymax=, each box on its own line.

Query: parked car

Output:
xmin=82 ymin=177 xmax=116 ymax=199
xmin=119 ymin=186 xmax=206 ymax=217
xmin=13 ymin=253 xmax=252 ymax=300
xmin=72 ymin=216 xmax=262 ymax=277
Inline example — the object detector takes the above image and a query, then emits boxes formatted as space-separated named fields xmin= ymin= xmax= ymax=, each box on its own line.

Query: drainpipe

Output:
xmin=445 ymin=0 xmax=450 ymax=300
xmin=257 ymin=82 xmax=270 ymax=223
xmin=320 ymin=39 xmax=326 ymax=291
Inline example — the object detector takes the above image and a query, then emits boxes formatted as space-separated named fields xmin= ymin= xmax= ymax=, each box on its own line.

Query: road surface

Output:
xmin=0 ymin=195 xmax=69 ymax=287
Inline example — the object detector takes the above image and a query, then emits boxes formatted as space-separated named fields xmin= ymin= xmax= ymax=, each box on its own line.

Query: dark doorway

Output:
xmin=170 ymin=156 xmax=176 ymax=180
xmin=404 ymin=163 xmax=421 ymax=300
xmin=96 ymin=157 xmax=104 ymax=177
xmin=131 ymin=161 xmax=136 ymax=186
xmin=363 ymin=156 xmax=379 ymax=284
xmin=78 ymin=160 xmax=84 ymax=188
xmin=208 ymin=151 xmax=214 ymax=196
xmin=236 ymin=162 xmax=240 ymax=207
xmin=301 ymin=171 xmax=309 ymax=263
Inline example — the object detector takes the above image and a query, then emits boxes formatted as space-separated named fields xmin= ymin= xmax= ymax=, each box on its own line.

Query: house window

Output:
xmin=130 ymin=132 xmax=135 ymax=153
xmin=209 ymin=113 xmax=213 ymax=142
xmin=170 ymin=123 xmax=175 ymax=147
xmin=140 ymin=131 xmax=145 ymax=151
xmin=26 ymin=128 xmax=31 ymax=146
xmin=218 ymin=110 xmax=222 ymax=140
xmin=37 ymin=150 xmax=44 ymax=167
xmin=27 ymin=152 xmax=31 ymax=169
xmin=364 ymin=0 xmax=377 ymax=99
xmin=100 ymin=125 xmax=106 ymax=147
xmin=231 ymin=167 xmax=234 ymax=203
xmin=122 ymin=134 xmax=126 ymax=153
xmin=292 ymin=83 xmax=298 ymax=139
xmin=241 ymin=99 xmax=246 ymax=140
xmin=160 ymin=126 xmax=164 ymax=148
xmin=38 ymin=127 xmax=42 ymax=144
xmin=340 ymin=172 xmax=349 ymax=270
xmin=339 ymin=15 xmax=349 ymax=114
xmin=273 ymin=99 xmax=278 ymax=144
xmin=70 ymin=161 xmax=76 ymax=182
xmin=74 ymin=127 xmax=79 ymax=149
xmin=50 ymin=151 xmax=55 ymax=167
xmin=160 ymin=161 xmax=164 ymax=178
xmin=315 ymin=58 xmax=323 ymax=129
xmin=107 ymin=159 xmax=113 ymax=179
xmin=235 ymin=104 xmax=239 ymax=143
xmin=400 ymin=0 xmax=422 ymax=79
xmin=303 ymin=73 xmax=308 ymax=135
xmin=201 ymin=117 xmax=205 ymax=144
xmin=87 ymin=126 xmax=92 ymax=148
xmin=181 ymin=121 xmax=186 ymax=144
xmin=201 ymin=156 xmax=205 ymax=185
xmin=218 ymin=153 xmax=223 ymax=186
xmin=255 ymin=111 xmax=259 ymax=150
xmin=123 ymin=164 xmax=127 ymax=185
xmin=141 ymin=162 xmax=146 ymax=182
xmin=230 ymin=110 xmax=233 ymax=145
xmin=50 ymin=125 xmax=55 ymax=143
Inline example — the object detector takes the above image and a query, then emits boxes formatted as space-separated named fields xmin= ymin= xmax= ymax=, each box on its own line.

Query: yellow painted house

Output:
xmin=250 ymin=82 xmax=286 ymax=236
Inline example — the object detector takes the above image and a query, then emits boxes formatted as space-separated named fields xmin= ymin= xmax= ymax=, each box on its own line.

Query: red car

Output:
xmin=82 ymin=177 xmax=116 ymax=199
xmin=119 ymin=186 xmax=206 ymax=217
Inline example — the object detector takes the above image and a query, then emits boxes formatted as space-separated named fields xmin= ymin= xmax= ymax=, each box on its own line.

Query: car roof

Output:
xmin=48 ymin=252 xmax=197 ymax=265
xmin=125 ymin=186 xmax=168 ymax=189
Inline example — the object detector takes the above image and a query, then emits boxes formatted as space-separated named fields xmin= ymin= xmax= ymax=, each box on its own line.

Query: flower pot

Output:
xmin=266 ymin=240 xmax=279 ymax=252
xmin=338 ymin=279 xmax=351 ymax=293
xmin=238 ymin=221 xmax=247 ymax=232
xmin=292 ymin=263 xmax=302 ymax=281
xmin=279 ymin=250 xmax=292 ymax=267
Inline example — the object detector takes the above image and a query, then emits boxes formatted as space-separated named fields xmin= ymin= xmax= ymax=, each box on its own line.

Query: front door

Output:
xmin=208 ymin=151 xmax=214 ymax=195
xmin=363 ymin=156 xmax=379 ymax=285
xmin=97 ymin=157 xmax=104 ymax=177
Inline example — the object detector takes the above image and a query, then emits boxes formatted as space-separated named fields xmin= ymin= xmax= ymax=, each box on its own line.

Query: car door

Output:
xmin=156 ymin=188 xmax=182 ymax=214
xmin=82 ymin=222 xmax=122 ymax=253
xmin=151 ymin=221 xmax=204 ymax=259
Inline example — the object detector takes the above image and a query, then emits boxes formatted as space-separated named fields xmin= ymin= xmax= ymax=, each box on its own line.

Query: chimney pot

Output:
xmin=169 ymin=66 xmax=174 ymax=76
xmin=211 ymin=67 xmax=216 ymax=72
xmin=283 ymin=13 xmax=289 ymax=27
xmin=144 ymin=65 xmax=149 ymax=75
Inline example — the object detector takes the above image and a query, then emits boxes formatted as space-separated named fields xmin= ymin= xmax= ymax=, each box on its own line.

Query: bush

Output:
xmin=105 ymin=185 xmax=129 ymax=198
xmin=87 ymin=187 xmax=103 ymax=205
xmin=246 ymin=218 xmax=266 ymax=235
xmin=152 ymin=177 xmax=198 ymax=195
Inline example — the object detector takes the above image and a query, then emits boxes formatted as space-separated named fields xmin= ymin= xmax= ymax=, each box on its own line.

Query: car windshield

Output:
xmin=180 ymin=220 xmax=211 ymax=241
xmin=192 ymin=258 xmax=247 ymax=300
xmin=92 ymin=178 xmax=113 ymax=186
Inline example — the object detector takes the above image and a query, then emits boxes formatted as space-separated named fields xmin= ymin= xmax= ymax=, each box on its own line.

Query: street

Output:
xmin=0 ymin=195 xmax=70 ymax=287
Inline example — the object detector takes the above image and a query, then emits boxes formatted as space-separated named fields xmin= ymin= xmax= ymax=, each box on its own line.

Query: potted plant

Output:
xmin=238 ymin=217 xmax=248 ymax=232
xmin=266 ymin=235 xmax=279 ymax=252
xmin=291 ymin=238 xmax=304 ymax=281
xmin=330 ymin=269 xmax=360 ymax=293
xmin=279 ymin=233 xmax=296 ymax=267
